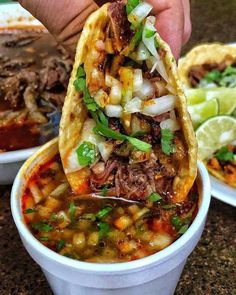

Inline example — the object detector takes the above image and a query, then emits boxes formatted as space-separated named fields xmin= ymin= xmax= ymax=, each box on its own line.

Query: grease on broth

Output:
xmin=22 ymin=155 xmax=199 ymax=263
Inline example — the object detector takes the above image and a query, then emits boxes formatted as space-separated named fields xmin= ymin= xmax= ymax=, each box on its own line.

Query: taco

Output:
xmin=59 ymin=1 xmax=197 ymax=203
xmin=178 ymin=43 xmax=236 ymax=88
xmin=178 ymin=43 xmax=236 ymax=187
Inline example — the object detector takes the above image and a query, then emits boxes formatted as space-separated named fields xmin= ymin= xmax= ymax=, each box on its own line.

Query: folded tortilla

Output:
xmin=178 ymin=43 xmax=236 ymax=88
xmin=59 ymin=2 xmax=197 ymax=203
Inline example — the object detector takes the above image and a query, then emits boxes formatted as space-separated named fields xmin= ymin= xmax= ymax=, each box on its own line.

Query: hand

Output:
xmin=148 ymin=0 xmax=191 ymax=59
xmin=18 ymin=0 xmax=191 ymax=59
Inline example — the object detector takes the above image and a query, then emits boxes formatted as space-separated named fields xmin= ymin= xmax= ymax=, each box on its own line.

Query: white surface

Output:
xmin=11 ymin=139 xmax=211 ymax=295
xmin=0 ymin=3 xmax=43 ymax=185
xmin=211 ymin=176 xmax=236 ymax=207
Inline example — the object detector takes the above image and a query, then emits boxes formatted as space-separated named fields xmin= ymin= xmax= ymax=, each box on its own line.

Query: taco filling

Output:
xmin=59 ymin=1 xmax=197 ymax=203
xmin=189 ymin=63 xmax=236 ymax=88
xmin=207 ymin=144 xmax=236 ymax=186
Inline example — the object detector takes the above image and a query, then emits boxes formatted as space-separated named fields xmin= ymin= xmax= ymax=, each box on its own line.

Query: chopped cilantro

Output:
xmin=178 ymin=224 xmax=189 ymax=234
xmin=148 ymin=192 xmax=162 ymax=202
xmin=31 ymin=222 xmax=54 ymax=233
xmin=215 ymin=146 xmax=234 ymax=162
xmin=101 ymin=185 xmax=109 ymax=196
xmin=145 ymin=29 xmax=156 ymax=38
xmin=162 ymin=204 xmax=177 ymax=210
xmin=161 ymin=129 xmax=176 ymax=155
xmin=39 ymin=237 xmax=49 ymax=241
xmin=171 ymin=215 xmax=182 ymax=231
xmin=126 ymin=0 xmax=140 ymax=15
xmin=24 ymin=208 xmax=36 ymax=214
xmin=73 ymin=64 xmax=98 ymax=112
xmin=49 ymin=212 xmax=58 ymax=221
xmin=200 ymin=65 xmax=236 ymax=88
xmin=68 ymin=202 xmax=76 ymax=222
xmin=80 ymin=213 xmax=96 ymax=221
xmin=76 ymin=141 xmax=96 ymax=166
xmin=98 ymin=222 xmax=110 ymax=239
xmin=96 ymin=206 xmax=113 ymax=219
xmin=57 ymin=239 xmax=65 ymax=251
xmin=76 ymin=65 xmax=86 ymax=78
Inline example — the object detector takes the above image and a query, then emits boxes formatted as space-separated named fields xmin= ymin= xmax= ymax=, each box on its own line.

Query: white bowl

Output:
xmin=0 ymin=3 xmax=44 ymax=185
xmin=11 ymin=139 xmax=211 ymax=295
xmin=0 ymin=147 xmax=40 ymax=185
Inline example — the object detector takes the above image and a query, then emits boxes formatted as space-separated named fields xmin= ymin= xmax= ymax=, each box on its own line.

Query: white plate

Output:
xmin=0 ymin=3 xmax=44 ymax=185
xmin=211 ymin=175 xmax=236 ymax=207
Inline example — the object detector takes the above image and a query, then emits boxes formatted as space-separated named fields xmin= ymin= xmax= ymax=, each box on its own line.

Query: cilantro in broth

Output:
xmin=148 ymin=192 xmax=162 ymax=202
xmin=31 ymin=222 xmax=54 ymax=233
xmin=24 ymin=208 xmax=36 ymax=214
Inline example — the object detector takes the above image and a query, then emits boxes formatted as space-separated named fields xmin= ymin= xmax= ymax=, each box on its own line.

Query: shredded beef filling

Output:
xmin=89 ymin=116 xmax=186 ymax=201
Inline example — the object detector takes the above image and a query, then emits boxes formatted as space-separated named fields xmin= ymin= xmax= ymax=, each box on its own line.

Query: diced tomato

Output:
xmin=151 ymin=218 xmax=175 ymax=236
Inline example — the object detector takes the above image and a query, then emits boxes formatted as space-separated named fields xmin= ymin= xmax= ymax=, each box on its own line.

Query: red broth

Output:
xmin=22 ymin=155 xmax=199 ymax=263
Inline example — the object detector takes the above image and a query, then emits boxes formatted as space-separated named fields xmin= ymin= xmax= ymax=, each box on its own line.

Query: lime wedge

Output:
xmin=196 ymin=116 xmax=236 ymax=160
xmin=188 ymin=98 xmax=219 ymax=129
xmin=186 ymin=87 xmax=236 ymax=114
xmin=185 ymin=88 xmax=207 ymax=105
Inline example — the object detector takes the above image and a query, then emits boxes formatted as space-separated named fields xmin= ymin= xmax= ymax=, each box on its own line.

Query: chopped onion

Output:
xmin=134 ymin=79 xmax=155 ymax=100
xmin=136 ymin=42 xmax=150 ymax=61
xmin=131 ymin=115 xmax=150 ymax=134
xmin=153 ymin=80 xmax=168 ymax=97
xmin=105 ymin=74 xmax=120 ymax=87
xmin=98 ymin=141 xmax=114 ymax=162
xmin=94 ymin=89 xmax=109 ymax=108
xmin=148 ymin=56 xmax=169 ymax=83
xmin=142 ymin=95 xmax=176 ymax=117
xmin=133 ymin=69 xmax=143 ymax=91
xmin=128 ymin=2 xmax=153 ymax=27
xmin=110 ymin=84 xmax=122 ymax=104
xmin=124 ymin=97 xmax=142 ymax=113
xmin=105 ymin=104 xmax=123 ymax=118
xmin=160 ymin=118 xmax=180 ymax=131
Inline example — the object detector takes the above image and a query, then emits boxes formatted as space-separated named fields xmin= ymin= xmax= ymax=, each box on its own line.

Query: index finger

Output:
xmin=147 ymin=0 xmax=184 ymax=59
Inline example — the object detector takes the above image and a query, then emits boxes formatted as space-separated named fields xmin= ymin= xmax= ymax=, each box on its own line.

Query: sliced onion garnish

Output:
xmin=110 ymin=84 xmax=122 ymax=104
xmin=142 ymin=95 xmax=176 ymax=117
xmin=133 ymin=69 xmax=143 ymax=91
xmin=147 ymin=56 xmax=169 ymax=83
xmin=134 ymin=78 xmax=155 ymax=101
xmin=136 ymin=42 xmax=150 ymax=61
xmin=160 ymin=118 xmax=180 ymax=132
xmin=142 ymin=16 xmax=158 ymax=56
xmin=94 ymin=89 xmax=109 ymax=108
xmin=128 ymin=2 xmax=153 ymax=27
xmin=97 ymin=141 xmax=114 ymax=162
xmin=105 ymin=104 xmax=123 ymax=118
xmin=124 ymin=97 xmax=142 ymax=113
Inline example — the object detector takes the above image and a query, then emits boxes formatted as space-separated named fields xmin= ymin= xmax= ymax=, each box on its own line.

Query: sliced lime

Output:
xmin=188 ymin=98 xmax=219 ymax=129
xmin=185 ymin=88 xmax=208 ymax=105
xmin=196 ymin=116 xmax=236 ymax=160
xmin=185 ymin=87 xmax=236 ymax=114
